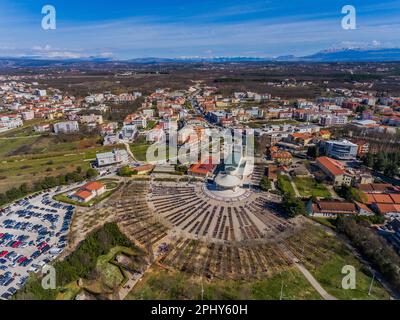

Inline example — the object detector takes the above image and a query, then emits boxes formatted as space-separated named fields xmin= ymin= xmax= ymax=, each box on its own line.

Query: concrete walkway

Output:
xmin=287 ymin=175 xmax=301 ymax=198
xmin=278 ymin=243 xmax=337 ymax=300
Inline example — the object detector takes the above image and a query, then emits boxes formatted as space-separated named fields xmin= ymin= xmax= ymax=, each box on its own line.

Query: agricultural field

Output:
xmin=293 ymin=177 xmax=331 ymax=199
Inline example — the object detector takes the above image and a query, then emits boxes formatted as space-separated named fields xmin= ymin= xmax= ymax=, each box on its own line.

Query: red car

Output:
xmin=12 ymin=241 xmax=21 ymax=248
xmin=37 ymin=242 xmax=48 ymax=250
xmin=0 ymin=251 xmax=8 ymax=258
xmin=17 ymin=257 xmax=27 ymax=264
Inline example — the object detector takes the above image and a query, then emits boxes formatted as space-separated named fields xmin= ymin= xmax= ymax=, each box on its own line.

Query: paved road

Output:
xmin=278 ymin=243 xmax=337 ymax=300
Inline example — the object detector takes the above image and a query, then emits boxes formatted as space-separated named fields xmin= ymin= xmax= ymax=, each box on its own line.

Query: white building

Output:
xmin=53 ymin=121 xmax=79 ymax=134
xmin=96 ymin=149 xmax=130 ymax=167
xmin=21 ymin=110 xmax=35 ymax=120
xmin=324 ymin=140 xmax=358 ymax=160
xmin=319 ymin=114 xmax=348 ymax=126
xmin=120 ymin=124 xmax=138 ymax=142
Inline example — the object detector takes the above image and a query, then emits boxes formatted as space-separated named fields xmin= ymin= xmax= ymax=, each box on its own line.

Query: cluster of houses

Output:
xmin=0 ymin=79 xmax=144 ymax=135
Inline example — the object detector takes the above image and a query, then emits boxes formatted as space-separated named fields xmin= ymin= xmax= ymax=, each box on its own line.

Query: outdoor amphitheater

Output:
xmin=103 ymin=165 xmax=312 ymax=280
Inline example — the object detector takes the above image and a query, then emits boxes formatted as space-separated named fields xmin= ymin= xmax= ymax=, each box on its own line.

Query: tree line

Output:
xmin=336 ymin=216 xmax=400 ymax=292
xmin=362 ymin=151 xmax=400 ymax=177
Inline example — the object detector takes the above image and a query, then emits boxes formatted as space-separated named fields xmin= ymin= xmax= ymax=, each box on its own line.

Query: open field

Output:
xmin=125 ymin=264 xmax=321 ymax=300
xmin=0 ymin=143 xmax=116 ymax=193
xmin=129 ymin=141 xmax=151 ymax=162
xmin=293 ymin=177 xmax=331 ymax=198
xmin=284 ymin=223 xmax=390 ymax=300
xmin=277 ymin=175 xmax=296 ymax=197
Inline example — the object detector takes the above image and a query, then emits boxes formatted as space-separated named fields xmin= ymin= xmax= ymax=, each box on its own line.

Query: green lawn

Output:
xmin=288 ymin=224 xmax=390 ymax=300
xmin=277 ymin=175 xmax=296 ymax=197
xmin=313 ymin=252 xmax=389 ymax=300
xmin=130 ymin=139 xmax=178 ymax=163
xmin=146 ymin=120 xmax=157 ymax=130
xmin=130 ymin=142 xmax=151 ymax=161
xmin=293 ymin=177 xmax=331 ymax=198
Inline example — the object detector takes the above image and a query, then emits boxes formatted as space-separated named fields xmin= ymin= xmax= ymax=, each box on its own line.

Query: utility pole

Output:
xmin=201 ymin=276 xmax=204 ymax=300
xmin=368 ymin=273 xmax=375 ymax=296
xmin=280 ymin=280 xmax=284 ymax=300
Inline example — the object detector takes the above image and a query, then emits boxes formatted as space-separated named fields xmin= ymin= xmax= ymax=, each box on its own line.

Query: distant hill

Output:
xmin=1 ymin=48 xmax=400 ymax=66
xmin=299 ymin=48 xmax=400 ymax=62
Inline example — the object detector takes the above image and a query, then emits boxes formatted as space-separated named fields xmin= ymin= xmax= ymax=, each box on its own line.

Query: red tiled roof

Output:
xmin=83 ymin=181 xmax=104 ymax=191
xmin=316 ymin=156 xmax=344 ymax=176
xmin=313 ymin=201 xmax=357 ymax=214
xmin=389 ymin=194 xmax=400 ymax=204
xmin=375 ymin=203 xmax=400 ymax=214
xmin=317 ymin=201 xmax=357 ymax=212
xmin=373 ymin=194 xmax=394 ymax=204
xmin=355 ymin=201 xmax=373 ymax=214
xmin=73 ymin=190 xmax=92 ymax=200
xmin=135 ymin=164 xmax=155 ymax=172
xmin=364 ymin=193 xmax=375 ymax=205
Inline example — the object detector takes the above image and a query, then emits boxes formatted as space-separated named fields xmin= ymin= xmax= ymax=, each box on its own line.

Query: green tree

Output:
xmin=86 ymin=168 xmax=99 ymax=179
xmin=259 ymin=177 xmax=271 ymax=191
xmin=117 ymin=166 xmax=134 ymax=177
xmin=281 ymin=194 xmax=306 ymax=218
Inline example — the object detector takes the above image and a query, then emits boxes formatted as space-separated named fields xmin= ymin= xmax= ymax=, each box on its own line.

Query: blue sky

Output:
xmin=0 ymin=0 xmax=399 ymax=59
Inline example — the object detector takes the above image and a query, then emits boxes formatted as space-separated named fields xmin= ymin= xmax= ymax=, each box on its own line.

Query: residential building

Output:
xmin=79 ymin=113 xmax=104 ymax=125
xmin=53 ymin=121 xmax=79 ymax=134
xmin=146 ymin=124 xmax=164 ymax=142
xmin=120 ymin=124 xmax=138 ymax=142
xmin=34 ymin=124 xmax=51 ymax=133
xmin=316 ymin=156 xmax=353 ymax=186
xmin=319 ymin=114 xmax=348 ymax=126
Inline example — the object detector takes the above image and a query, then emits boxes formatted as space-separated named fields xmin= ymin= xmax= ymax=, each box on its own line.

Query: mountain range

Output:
xmin=1 ymin=48 xmax=400 ymax=66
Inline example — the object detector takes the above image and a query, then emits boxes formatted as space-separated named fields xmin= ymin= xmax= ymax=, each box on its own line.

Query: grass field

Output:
xmin=125 ymin=265 xmax=321 ymax=300
xmin=293 ymin=177 xmax=331 ymax=198
xmin=277 ymin=175 xmax=296 ymax=197
xmin=0 ymin=139 xmax=116 ymax=192
xmin=286 ymin=223 xmax=390 ymax=300
xmin=130 ymin=137 xmax=178 ymax=162
xmin=130 ymin=141 xmax=150 ymax=161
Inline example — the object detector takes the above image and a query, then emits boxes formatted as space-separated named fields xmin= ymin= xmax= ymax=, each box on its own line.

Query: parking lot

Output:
xmin=0 ymin=188 xmax=75 ymax=300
